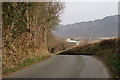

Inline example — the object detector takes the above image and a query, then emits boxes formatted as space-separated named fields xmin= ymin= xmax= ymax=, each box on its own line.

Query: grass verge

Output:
xmin=3 ymin=52 xmax=50 ymax=77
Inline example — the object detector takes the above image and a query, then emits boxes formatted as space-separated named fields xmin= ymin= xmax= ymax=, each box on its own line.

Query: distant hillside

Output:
xmin=52 ymin=15 xmax=118 ymax=40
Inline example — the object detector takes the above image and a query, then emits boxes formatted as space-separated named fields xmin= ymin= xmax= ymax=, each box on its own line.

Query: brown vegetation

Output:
xmin=47 ymin=32 xmax=75 ymax=54
xmin=2 ymin=2 xmax=64 ymax=75
xmin=59 ymin=38 xmax=120 ymax=78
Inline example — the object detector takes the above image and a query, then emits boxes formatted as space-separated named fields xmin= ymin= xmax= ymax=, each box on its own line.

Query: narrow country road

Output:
xmin=6 ymin=55 xmax=109 ymax=78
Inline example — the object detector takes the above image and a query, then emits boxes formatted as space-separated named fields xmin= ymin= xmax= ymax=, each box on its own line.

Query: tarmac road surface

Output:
xmin=6 ymin=55 xmax=109 ymax=78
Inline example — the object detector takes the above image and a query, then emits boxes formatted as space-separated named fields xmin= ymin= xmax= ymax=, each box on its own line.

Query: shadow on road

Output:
xmin=57 ymin=54 xmax=92 ymax=55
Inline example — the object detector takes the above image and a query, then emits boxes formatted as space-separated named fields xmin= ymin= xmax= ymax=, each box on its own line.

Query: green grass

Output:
xmin=18 ymin=55 xmax=47 ymax=68
xmin=3 ymin=53 xmax=50 ymax=76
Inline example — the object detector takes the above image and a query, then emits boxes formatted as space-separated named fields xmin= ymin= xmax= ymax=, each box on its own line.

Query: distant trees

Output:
xmin=2 ymin=2 xmax=64 ymax=74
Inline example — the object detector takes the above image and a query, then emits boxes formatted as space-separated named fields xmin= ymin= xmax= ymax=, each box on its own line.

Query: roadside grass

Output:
xmin=18 ymin=55 xmax=48 ymax=68
xmin=3 ymin=52 xmax=50 ymax=76
xmin=58 ymin=38 xmax=120 ymax=78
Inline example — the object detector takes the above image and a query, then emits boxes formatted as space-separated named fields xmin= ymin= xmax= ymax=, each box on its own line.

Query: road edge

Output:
xmin=93 ymin=55 xmax=112 ymax=78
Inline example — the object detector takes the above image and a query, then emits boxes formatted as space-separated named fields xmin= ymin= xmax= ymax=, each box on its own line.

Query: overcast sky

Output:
xmin=60 ymin=2 xmax=118 ymax=25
